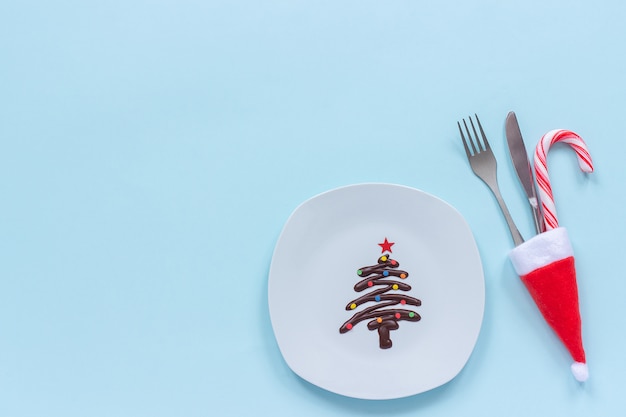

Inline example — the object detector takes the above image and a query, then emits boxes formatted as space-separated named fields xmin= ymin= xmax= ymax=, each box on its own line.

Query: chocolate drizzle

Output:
xmin=339 ymin=254 xmax=421 ymax=349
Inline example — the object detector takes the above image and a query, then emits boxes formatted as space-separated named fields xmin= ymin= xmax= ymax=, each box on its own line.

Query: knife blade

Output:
xmin=505 ymin=111 xmax=544 ymax=234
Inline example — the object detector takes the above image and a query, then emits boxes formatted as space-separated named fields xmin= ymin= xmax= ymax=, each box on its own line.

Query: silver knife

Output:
xmin=505 ymin=111 xmax=544 ymax=234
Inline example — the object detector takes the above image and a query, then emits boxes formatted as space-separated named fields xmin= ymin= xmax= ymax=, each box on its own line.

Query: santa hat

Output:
xmin=509 ymin=227 xmax=588 ymax=382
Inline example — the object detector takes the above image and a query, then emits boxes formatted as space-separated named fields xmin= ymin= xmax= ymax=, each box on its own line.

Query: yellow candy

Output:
xmin=350 ymin=303 xmax=357 ymax=310
xmin=392 ymin=284 xmax=399 ymax=290
xmin=381 ymin=256 xmax=387 ymax=262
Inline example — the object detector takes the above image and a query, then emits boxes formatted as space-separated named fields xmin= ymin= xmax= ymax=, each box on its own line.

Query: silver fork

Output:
xmin=458 ymin=114 xmax=524 ymax=246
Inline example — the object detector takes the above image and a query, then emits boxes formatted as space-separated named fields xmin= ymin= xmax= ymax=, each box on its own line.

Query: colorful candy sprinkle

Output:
xmin=392 ymin=284 xmax=399 ymax=290
xmin=346 ymin=323 xmax=353 ymax=330
xmin=350 ymin=303 xmax=357 ymax=310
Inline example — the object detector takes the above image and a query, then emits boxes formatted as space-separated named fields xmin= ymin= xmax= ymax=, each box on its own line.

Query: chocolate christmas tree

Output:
xmin=339 ymin=238 xmax=421 ymax=349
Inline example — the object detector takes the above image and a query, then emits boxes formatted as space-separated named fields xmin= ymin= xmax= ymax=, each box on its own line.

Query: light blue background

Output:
xmin=1 ymin=1 xmax=625 ymax=416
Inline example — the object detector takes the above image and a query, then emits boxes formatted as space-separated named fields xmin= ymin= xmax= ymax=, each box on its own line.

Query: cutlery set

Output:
xmin=457 ymin=112 xmax=594 ymax=382
xmin=458 ymin=115 xmax=524 ymax=246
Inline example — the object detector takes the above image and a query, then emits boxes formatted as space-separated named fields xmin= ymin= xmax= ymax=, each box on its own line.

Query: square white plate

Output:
xmin=268 ymin=183 xmax=484 ymax=399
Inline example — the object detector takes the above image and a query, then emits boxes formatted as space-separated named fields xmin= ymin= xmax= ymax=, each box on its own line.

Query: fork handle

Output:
xmin=487 ymin=184 xmax=525 ymax=246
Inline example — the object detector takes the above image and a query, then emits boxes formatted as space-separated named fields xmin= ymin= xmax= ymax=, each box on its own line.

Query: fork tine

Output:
xmin=463 ymin=119 xmax=478 ymax=154
xmin=474 ymin=113 xmax=491 ymax=151
xmin=457 ymin=121 xmax=471 ymax=158
xmin=468 ymin=116 xmax=484 ymax=152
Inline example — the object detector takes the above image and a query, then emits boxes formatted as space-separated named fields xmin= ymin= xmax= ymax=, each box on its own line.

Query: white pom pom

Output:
xmin=571 ymin=362 xmax=589 ymax=382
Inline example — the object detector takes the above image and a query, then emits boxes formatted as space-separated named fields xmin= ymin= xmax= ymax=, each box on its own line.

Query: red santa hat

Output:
xmin=509 ymin=227 xmax=588 ymax=382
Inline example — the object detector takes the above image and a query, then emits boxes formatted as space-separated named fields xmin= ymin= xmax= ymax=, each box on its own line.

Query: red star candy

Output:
xmin=378 ymin=238 xmax=395 ymax=253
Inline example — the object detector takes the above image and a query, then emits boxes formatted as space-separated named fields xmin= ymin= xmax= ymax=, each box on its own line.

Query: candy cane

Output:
xmin=534 ymin=129 xmax=594 ymax=231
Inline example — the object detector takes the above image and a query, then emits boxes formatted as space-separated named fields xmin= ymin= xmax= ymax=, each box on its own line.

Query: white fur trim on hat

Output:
xmin=509 ymin=227 xmax=573 ymax=276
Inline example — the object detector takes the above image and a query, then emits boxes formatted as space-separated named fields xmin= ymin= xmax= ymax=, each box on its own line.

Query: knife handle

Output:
xmin=529 ymin=197 xmax=544 ymax=234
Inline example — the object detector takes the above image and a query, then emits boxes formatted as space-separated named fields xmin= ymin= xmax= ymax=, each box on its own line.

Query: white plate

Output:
xmin=268 ymin=183 xmax=484 ymax=399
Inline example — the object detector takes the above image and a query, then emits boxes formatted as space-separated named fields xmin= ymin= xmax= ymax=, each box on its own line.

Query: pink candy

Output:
xmin=534 ymin=129 xmax=594 ymax=231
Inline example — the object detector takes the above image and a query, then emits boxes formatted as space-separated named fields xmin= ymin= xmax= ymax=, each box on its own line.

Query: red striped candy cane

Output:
xmin=534 ymin=129 xmax=594 ymax=231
